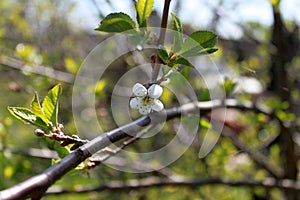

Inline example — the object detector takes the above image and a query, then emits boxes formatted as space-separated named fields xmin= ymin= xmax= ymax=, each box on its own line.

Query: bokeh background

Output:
xmin=0 ymin=0 xmax=300 ymax=199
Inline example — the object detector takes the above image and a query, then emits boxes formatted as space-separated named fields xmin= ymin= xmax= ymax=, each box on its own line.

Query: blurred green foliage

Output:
xmin=0 ymin=0 xmax=299 ymax=200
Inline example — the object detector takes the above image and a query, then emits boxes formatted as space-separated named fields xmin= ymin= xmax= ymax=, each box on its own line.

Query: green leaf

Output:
xmin=8 ymin=107 xmax=48 ymax=130
xmin=127 ymin=31 xmax=148 ymax=46
xmin=136 ymin=0 xmax=154 ymax=27
xmin=54 ymin=142 xmax=70 ymax=159
xmin=171 ymin=13 xmax=183 ymax=52
xmin=197 ymin=47 xmax=218 ymax=56
xmin=31 ymin=92 xmax=50 ymax=126
xmin=222 ymin=78 xmax=237 ymax=96
xmin=162 ymin=67 xmax=173 ymax=77
xmin=8 ymin=107 xmax=36 ymax=124
xmin=158 ymin=45 xmax=169 ymax=64
xmin=198 ymin=88 xmax=211 ymax=101
xmin=180 ymin=66 xmax=190 ymax=79
xmin=95 ymin=12 xmax=136 ymax=33
xmin=42 ymin=84 xmax=62 ymax=126
xmin=270 ymin=0 xmax=281 ymax=7
xmin=200 ymin=118 xmax=211 ymax=129
xmin=64 ymin=57 xmax=80 ymax=74
xmin=189 ymin=31 xmax=217 ymax=48
xmin=180 ymin=31 xmax=217 ymax=57
xmin=173 ymin=57 xmax=194 ymax=68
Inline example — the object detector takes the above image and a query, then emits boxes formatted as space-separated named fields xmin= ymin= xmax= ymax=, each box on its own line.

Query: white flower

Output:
xmin=130 ymin=83 xmax=164 ymax=115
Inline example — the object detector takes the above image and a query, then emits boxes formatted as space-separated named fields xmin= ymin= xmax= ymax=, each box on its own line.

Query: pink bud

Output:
xmin=35 ymin=129 xmax=45 ymax=137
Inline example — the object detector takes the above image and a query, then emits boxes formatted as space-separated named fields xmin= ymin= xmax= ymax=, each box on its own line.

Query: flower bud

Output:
xmin=35 ymin=129 xmax=45 ymax=137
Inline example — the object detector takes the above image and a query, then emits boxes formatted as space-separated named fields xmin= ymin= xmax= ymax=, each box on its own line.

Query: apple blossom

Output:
xmin=130 ymin=83 xmax=164 ymax=115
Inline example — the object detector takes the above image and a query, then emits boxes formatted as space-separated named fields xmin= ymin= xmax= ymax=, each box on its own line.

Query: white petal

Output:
xmin=148 ymin=84 xmax=163 ymax=98
xmin=151 ymin=99 xmax=164 ymax=111
xmin=133 ymin=83 xmax=147 ymax=97
xmin=130 ymin=97 xmax=141 ymax=109
xmin=138 ymin=105 xmax=151 ymax=115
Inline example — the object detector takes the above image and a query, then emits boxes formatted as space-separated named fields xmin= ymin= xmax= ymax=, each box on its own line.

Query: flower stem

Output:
xmin=152 ymin=0 xmax=172 ymax=82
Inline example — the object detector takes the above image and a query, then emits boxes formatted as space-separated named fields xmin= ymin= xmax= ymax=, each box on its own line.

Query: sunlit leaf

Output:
xmin=95 ymin=79 xmax=107 ymax=96
xmin=64 ymin=57 xmax=79 ymax=74
xmin=95 ymin=12 xmax=136 ymax=33
xmin=200 ymin=118 xmax=211 ymax=129
xmin=222 ymin=78 xmax=237 ymax=96
xmin=7 ymin=107 xmax=48 ymax=130
xmin=276 ymin=110 xmax=295 ymax=122
xmin=171 ymin=13 xmax=183 ymax=52
xmin=4 ymin=166 xmax=14 ymax=179
xmin=15 ymin=44 xmax=42 ymax=64
xmin=269 ymin=0 xmax=281 ymax=7
xmin=42 ymin=84 xmax=62 ymax=126
xmin=136 ymin=0 xmax=154 ymax=27
xmin=31 ymin=92 xmax=50 ymax=126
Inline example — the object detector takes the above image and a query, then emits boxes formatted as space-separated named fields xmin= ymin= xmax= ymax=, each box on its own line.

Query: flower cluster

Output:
xmin=130 ymin=83 xmax=164 ymax=115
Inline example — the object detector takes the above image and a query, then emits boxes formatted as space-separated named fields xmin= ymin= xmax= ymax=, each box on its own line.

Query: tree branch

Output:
xmin=0 ymin=56 xmax=74 ymax=83
xmin=0 ymin=116 xmax=150 ymax=200
xmin=0 ymin=144 xmax=58 ymax=160
xmin=0 ymin=99 xmax=275 ymax=199
xmin=87 ymin=124 xmax=153 ymax=168
xmin=45 ymin=176 xmax=300 ymax=195
xmin=221 ymin=127 xmax=284 ymax=178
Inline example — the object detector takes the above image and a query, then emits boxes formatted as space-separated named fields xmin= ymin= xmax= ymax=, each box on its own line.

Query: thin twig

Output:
xmin=152 ymin=0 xmax=172 ymax=81
xmin=221 ymin=126 xmax=284 ymax=178
xmin=46 ymin=176 xmax=300 ymax=195
xmin=45 ymin=131 xmax=89 ymax=150
xmin=87 ymin=125 xmax=177 ymax=178
xmin=0 ymin=56 xmax=74 ymax=83
xmin=88 ymin=124 xmax=153 ymax=167
xmin=90 ymin=0 xmax=105 ymax=19
xmin=158 ymin=0 xmax=172 ymax=45
xmin=0 ymin=144 xmax=58 ymax=160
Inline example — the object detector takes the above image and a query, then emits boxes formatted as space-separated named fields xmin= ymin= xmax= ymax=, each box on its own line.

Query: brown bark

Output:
xmin=268 ymin=4 xmax=299 ymax=200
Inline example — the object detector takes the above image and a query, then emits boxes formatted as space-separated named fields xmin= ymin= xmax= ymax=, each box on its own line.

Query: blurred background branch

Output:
xmin=46 ymin=176 xmax=300 ymax=195
xmin=0 ymin=0 xmax=300 ymax=199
